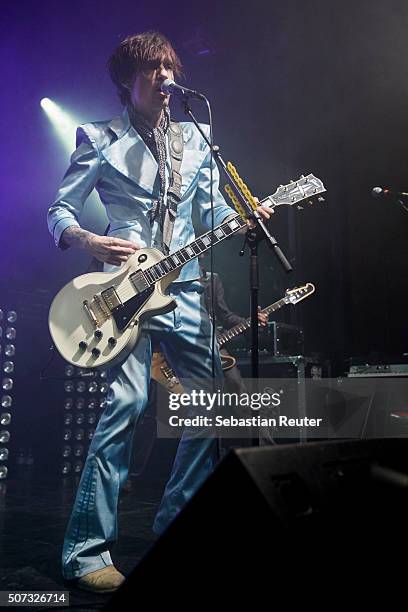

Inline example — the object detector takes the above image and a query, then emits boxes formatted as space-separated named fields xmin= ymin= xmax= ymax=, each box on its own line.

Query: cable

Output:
xmin=204 ymin=96 xmax=216 ymax=380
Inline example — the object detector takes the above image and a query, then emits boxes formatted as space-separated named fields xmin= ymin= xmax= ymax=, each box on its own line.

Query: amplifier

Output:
xmin=260 ymin=322 xmax=304 ymax=356
xmin=348 ymin=364 xmax=408 ymax=377
xmin=217 ymin=322 xmax=304 ymax=356
xmin=235 ymin=355 xmax=328 ymax=443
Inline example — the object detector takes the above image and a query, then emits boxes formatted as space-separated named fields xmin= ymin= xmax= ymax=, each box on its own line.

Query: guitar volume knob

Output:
xmin=91 ymin=348 xmax=101 ymax=358
xmin=108 ymin=337 xmax=117 ymax=347
xmin=94 ymin=330 xmax=103 ymax=340
xmin=79 ymin=341 xmax=88 ymax=351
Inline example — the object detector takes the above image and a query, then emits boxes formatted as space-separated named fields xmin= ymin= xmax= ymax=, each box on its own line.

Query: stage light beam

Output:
xmin=40 ymin=97 xmax=109 ymax=231
xmin=40 ymin=98 xmax=80 ymax=153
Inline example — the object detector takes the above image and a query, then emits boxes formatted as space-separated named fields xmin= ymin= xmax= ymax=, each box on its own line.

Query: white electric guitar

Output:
xmin=48 ymin=174 xmax=326 ymax=368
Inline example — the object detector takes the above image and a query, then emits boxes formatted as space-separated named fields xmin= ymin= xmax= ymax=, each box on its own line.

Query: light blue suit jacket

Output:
xmin=47 ymin=109 xmax=234 ymax=282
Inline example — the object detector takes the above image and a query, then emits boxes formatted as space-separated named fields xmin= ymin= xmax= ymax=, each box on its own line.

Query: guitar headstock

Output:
xmin=264 ymin=174 xmax=326 ymax=210
xmin=284 ymin=283 xmax=316 ymax=305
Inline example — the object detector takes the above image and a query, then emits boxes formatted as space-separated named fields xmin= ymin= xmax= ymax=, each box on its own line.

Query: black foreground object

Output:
xmin=104 ymin=438 xmax=408 ymax=607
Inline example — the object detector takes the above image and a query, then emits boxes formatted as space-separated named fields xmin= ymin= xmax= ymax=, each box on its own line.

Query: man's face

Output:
xmin=130 ymin=55 xmax=174 ymax=116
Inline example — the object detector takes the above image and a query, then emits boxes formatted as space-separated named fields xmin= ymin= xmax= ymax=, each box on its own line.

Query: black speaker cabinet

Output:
xmin=105 ymin=439 xmax=408 ymax=607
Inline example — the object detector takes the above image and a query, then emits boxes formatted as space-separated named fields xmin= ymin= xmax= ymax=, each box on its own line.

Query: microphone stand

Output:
xmin=397 ymin=198 xmax=408 ymax=214
xmin=181 ymin=97 xmax=292 ymax=385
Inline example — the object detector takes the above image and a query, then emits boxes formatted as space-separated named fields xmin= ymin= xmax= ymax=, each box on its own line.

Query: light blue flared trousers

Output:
xmin=62 ymin=281 xmax=222 ymax=579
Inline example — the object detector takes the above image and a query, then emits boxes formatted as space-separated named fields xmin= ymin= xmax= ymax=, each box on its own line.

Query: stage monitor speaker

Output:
xmin=105 ymin=439 xmax=408 ymax=607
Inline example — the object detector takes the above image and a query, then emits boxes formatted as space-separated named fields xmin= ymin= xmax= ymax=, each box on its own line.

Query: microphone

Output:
xmin=161 ymin=79 xmax=206 ymax=101
xmin=372 ymin=186 xmax=408 ymax=198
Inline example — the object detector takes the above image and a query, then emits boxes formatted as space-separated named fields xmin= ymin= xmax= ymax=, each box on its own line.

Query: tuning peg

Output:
xmin=290 ymin=179 xmax=295 ymax=183
xmin=297 ymin=205 xmax=304 ymax=210
xmin=308 ymin=200 xmax=314 ymax=205
xmin=300 ymin=174 xmax=305 ymax=179
xmin=318 ymin=196 xmax=325 ymax=202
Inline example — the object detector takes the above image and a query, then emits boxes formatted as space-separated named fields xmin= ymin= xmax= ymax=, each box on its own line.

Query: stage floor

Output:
xmin=0 ymin=472 xmax=162 ymax=610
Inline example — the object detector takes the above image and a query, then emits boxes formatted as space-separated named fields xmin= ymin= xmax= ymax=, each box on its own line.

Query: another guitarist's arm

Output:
xmin=208 ymin=273 xmax=269 ymax=330
xmin=210 ymin=273 xmax=246 ymax=329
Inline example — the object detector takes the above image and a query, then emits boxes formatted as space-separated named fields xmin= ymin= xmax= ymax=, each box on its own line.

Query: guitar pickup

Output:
xmin=130 ymin=270 xmax=149 ymax=293
xmin=101 ymin=287 xmax=122 ymax=312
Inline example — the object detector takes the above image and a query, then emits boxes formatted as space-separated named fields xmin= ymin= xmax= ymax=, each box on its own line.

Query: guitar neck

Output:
xmin=142 ymin=211 xmax=249 ymax=286
xmin=137 ymin=171 xmax=325 ymax=287
xmin=217 ymin=297 xmax=287 ymax=347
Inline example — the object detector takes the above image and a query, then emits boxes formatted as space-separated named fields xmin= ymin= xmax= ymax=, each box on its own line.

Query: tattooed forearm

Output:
xmin=60 ymin=226 xmax=96 ymax=250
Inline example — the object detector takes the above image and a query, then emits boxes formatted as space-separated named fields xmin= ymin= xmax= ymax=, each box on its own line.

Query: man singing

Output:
xmin=47 ymin=31 xmax=271 ymax=593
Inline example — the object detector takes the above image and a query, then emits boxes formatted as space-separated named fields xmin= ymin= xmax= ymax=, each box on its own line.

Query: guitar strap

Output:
xmin=161 ymin=120 xmax=184 ymax=253
xmin=86 ymin=121 xmax=184 ymax=272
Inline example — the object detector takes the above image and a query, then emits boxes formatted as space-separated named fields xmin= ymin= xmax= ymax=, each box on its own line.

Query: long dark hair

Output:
xmin=107 ymin=31 xmax=183 ymax=105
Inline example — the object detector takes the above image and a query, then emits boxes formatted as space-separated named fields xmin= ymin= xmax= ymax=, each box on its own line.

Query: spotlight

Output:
xmin=1 ymin=396 xmax=12 ymax=408
xmin=0 ymin=414 xmax=11 ymax=426
xmin=62 ymin=462 xmax=71 ymax=475
xmin=63 ymin=429 xmax=72 ymax=441
xmin=88 ymin=381 xmax=98 ymax=393
xmin=75 ymin=398 xmax=85 ymax=410
xmin=5 ymin=345 xmax=15 ymax=357
xmin=61 ymin=363 xmax=107 ymax=478
xmin=75 ymin=429 xmax=84 ymax=441
xmin=0 ymin=431 xmax=10 ymax=444
xmin=76 ymin=381 xmax=86 ymax=393
xmin=40 ymin=97 xmax=53 ymax=111
xmin=100 ymin=382 xmax=109 ymax=394
xmin=74 ymin=445 xmax=83 ymax=457
xmin=0 ymin=448 xmax=9 ymax=462
xmin=2 ymin=379 xmax=13 ymax=391
xmin=6 ymin=311 xmax=17 ymax=324
xmin=64 ymin=381 xmax=74 ymax=393
xmin=74 ymin=461 xmax=83 ymax=473
xmin=5 ymin=328 xmax=16 ymax=340
xmin=3 ymin=362 xmax=14 ymax=374
xmin=64 ymin=414 xmax=73 ymax=426
xmin=65 ymin=365 xmax=75 ymax=377
xmin=88 ymin=412 xmax=97 ymax=425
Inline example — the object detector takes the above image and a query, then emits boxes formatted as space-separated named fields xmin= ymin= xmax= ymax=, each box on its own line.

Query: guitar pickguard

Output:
xmin=112 ymin=286 xmax=155 ymax=331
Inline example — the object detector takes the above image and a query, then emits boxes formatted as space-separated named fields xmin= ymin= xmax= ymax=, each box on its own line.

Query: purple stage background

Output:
xmin=2 ymin=0 xmax=408 ymax=362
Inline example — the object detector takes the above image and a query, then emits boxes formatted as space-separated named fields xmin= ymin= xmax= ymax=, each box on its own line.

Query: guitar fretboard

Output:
xmin=127 ymin=171 xmax=325 ymax=288
xmin=142 ymin=213 xmax=247 ymax=285
xmin=217 ymin=297 xmax=287 ymax=347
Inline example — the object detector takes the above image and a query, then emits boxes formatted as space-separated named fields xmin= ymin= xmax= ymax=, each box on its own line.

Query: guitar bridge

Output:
xmin=83 ymin=300 xmax=99 ymax=328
